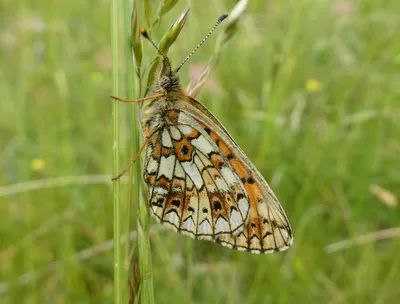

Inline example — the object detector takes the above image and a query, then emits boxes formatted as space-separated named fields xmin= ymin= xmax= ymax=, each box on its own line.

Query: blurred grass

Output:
xmin=1 ymin=0 xmax=399 ymax=303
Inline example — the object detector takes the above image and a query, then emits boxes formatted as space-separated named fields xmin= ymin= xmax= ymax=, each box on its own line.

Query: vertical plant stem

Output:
xmin=129 ymin=1 xmax=154 ymax=302
xmin=133 ymin=47 xmax=155 ymax=304
xmin=112 ymin=0 xmax=122 ymax=302
xmin=185 ymin=240 xmax=194 ymax=301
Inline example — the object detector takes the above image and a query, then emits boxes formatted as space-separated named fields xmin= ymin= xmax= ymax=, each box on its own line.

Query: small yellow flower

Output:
xmin=306 ymin=78 xmax=323 ymax=93
xmin=30 ymin=158 xmax=45 ymax=171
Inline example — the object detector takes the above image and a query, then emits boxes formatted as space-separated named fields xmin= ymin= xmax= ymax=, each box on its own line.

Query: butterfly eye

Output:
xmin=159 ymin=75 xmax=171 ymax=89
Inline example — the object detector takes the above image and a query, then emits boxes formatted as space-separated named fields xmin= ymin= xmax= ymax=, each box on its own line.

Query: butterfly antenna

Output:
xmin=175 ymin=13 xmax=229 ymax=73
xmin=140 ymin=28 xmax=172 ymax=67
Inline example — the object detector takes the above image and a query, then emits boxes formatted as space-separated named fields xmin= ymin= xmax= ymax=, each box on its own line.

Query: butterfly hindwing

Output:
xmin=143 ymin=114 xmax=250 ymax=239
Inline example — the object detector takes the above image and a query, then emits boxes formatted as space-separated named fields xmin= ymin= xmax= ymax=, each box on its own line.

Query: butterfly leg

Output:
xmin=111 ymin=137 xmax=149 ymax=181
xmin=110 ymin=93 xmax=164 ymax=103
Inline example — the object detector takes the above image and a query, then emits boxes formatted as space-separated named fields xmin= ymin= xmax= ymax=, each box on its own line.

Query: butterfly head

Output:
xmin=157 ymin=57 xmax=180 ymax=92
xmin=140 ymin=29 xmax=180 ymax=94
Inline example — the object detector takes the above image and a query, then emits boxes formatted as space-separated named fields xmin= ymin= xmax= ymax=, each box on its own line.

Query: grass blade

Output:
xmin=111 ymin=0 xmax=123 ymax=302
xmin=130 ymin=1 xmax=154 ymax=303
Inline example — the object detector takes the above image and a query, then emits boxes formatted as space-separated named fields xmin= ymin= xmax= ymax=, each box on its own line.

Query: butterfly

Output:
xmin=112 ymin=13 xmax=293 ymax=254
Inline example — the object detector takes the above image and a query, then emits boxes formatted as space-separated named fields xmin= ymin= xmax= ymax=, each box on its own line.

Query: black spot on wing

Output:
xmin=181 ymin=145 xmax=189 ymax=155
xmin=152 ymin=198 xmax=164 ymax=208
xmin=237 ymin=193 xmax=245 ymax=201
xmin=213 ymin=200 xmax=222 ymax=212
xmin=247 ymin=177 xmax=255 ymax=184
xmin=172 ymin=199 xmax=180 ymax=208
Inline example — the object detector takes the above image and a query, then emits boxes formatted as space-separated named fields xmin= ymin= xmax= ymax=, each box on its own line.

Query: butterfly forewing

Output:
xmin=175 ymin=97 xmax=293 ymax=253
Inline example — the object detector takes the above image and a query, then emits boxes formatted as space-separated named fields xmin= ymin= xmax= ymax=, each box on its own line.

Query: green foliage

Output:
xmin=1 ymin=0 xmax=399 ymax=303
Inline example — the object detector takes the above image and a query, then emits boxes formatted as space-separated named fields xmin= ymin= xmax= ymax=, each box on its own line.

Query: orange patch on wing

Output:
xmin=144 ymin=171 xmax=156 ymax=185
xmin=186 ymin=128 xmax=200 ymax=139
xmin=168 ymin=110 xmax=179 ymax=123
xmin=244 ymin=183 xmax=264 ymax=248
xmin=162 ymin=147 xmax=174 ymax=157
xmin=151 ymin=146 xmax=161 ymax=159
xmin=245 ymin=183 xmax=263 ymax=213
xmin=173 ymin=137 xmax=194 ymax=162
xmin=155 ymin=176 xmax=170 ymax=189
xmin=210 ymin=153 xmax=225 ymax=170
xmin=145 ymin=123 xmax=150 ymax=137
xmin=149 ymin=132 xmax=162 ymax=159
xmin=217 ymin=139 xmax=232 ymax=158
xmin=230 ymin=159 xmax=249 ymax=180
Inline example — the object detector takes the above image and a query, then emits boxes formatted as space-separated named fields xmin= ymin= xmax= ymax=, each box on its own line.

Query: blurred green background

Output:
xmin=1 ymin=0 xmax=399 ymax=303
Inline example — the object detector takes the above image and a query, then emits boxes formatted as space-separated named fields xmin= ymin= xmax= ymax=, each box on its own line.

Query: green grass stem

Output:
xmin=111 ymin=0 xmax=123 ymax=302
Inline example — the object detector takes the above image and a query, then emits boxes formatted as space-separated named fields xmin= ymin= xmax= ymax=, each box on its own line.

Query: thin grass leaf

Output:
xmin=131 ymin=0 xmax=143 ymax=77
xmin=144 ymin=0 xmax=153 ymax=29
xmin=159 ymin=7 xmax=190 ymax=54
xmin=156 ymin=0 xmax=180 ymax=25
xmin=111 ymin=0 xmax=123 ymax=301
xmin=129 ymin=1 xmax=155 ymax=303
xmin=128 ymin=256 xmax=140 ymax=304
xmin=137 ymin=222 xmax=155 ymax=304
xmin=152 ymin=0 xmax=181 ymax=28
xmin=159 ymin=0 xmax=180 ymax=16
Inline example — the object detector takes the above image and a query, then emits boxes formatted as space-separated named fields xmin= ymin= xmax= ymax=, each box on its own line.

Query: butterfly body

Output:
xmin=136 ymin=56 xmax=293 ymax=254
xmin=140 ymin=58 xmax=183 ymax=130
